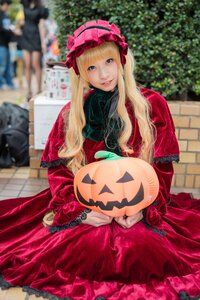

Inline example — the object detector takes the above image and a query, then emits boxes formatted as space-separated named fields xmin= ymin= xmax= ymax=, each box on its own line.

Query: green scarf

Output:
xmin=83 ymin=88 xmax=122 ymax=155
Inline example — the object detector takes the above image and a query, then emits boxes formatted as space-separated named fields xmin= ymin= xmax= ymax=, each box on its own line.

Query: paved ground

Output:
xmin=0 ymin=167 xmax=48 ymax=200
xmin=0 ymin=288 xmax=48 ymax=300
xmin=0 ymin=74 xmax=38 ymax=105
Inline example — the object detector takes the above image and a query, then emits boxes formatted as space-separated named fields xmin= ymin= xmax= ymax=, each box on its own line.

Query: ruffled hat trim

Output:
xmin=66 ymin=20 xmax=128 ymax=74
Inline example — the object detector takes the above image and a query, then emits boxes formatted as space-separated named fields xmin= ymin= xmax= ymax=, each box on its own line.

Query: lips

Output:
xmin=102 ymin=80 xmax=112 ymax=86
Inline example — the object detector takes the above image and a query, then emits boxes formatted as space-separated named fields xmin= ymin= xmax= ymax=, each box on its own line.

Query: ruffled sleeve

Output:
xmin=47 ymin=164 xmax=86 ymax=227
xmin=41 ymin=103 xmax=87 ymax=227
xmin=140 ymin=88 xmax=180 ymax=226
xmin=142 ymin=88 xmax=179 ymax=163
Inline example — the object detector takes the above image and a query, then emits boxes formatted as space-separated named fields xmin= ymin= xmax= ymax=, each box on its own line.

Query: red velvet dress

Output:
xmin=0 ymin=88 xmax=199 ymax=300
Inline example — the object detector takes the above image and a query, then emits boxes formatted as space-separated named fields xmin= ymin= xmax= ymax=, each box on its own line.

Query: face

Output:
xmin=86 ymin=57 xmax=118 ymax=92
xmin=1 ymin=4 xmax=10 ymax=12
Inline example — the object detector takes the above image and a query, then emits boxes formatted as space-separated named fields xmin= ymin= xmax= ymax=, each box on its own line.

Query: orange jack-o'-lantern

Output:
xmin=74 ymin=151 xmax=159 ymax=217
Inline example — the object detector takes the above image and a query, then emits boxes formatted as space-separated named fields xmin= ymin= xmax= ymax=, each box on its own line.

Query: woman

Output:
xmin=20 ymin=0 xmax=48 ymax=100
xmin=0 ymin=20 xmax=199 ymax=300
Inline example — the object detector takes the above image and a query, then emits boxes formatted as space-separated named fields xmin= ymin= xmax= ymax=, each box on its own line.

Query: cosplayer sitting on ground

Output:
xmin=0 ymin=20 xmax=199 ymax=300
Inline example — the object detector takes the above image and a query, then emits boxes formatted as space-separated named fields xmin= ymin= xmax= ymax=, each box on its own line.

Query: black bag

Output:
xmin=0 ymin=102 xmax=29 ymax=167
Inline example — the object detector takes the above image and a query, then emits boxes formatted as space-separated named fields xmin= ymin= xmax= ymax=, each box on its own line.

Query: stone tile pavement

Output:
xmin=0 ymin=75 xmax=39 ymax=106
xmin=0 ymin=167 xmax=48 ymax=201
xmin=0 ymin=287 xmax=48 ymax=300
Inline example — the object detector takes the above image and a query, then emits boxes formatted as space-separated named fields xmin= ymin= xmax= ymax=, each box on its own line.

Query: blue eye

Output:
xmin=87 ymin=65 xmax=96 ymax=71
xmin=106 ymin=58 xmax=113 ymax=64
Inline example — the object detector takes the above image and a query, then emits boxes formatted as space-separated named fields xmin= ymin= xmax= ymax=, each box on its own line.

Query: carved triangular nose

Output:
xmin=99 ymin=185 xmax=113 ymax=195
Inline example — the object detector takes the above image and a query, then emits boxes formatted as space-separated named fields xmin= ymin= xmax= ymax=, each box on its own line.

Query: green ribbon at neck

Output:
xmin=83 ymin=88 xmax=122 ymax=155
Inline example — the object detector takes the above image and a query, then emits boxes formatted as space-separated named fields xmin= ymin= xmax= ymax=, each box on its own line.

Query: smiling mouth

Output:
xmin=76 ymin=183 xmax=144 ymax=211
xmin=102 ymin=80 xmax=112 ymax=86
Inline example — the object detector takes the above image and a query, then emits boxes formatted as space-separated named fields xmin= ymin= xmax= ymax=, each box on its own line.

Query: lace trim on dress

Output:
xmin=48 ymin=208 xmax=92 ymax=233
xmin=1 ymin=273 xmax=200 ymax=300
xmin=23 ymin=285 xmax=72 ymax=300
xmin=40 ymin=159 xmax=67 ymax=168
xmin=41 ymin=155 xmax=180 ymax=169
xmin=142 ymin=219 xmax=166 ymax=237
xmin=24 ymin=286 xmax=106 ymax=300
xmin=0 ymin=274 xmax=106 ymax=300
xmin=0 ymin=275 xmax=13 ymax=289
xmin=153 ymin=155 xmax=179 ymax=164
xmin=178 ymin=290 xmax=200 ymax=300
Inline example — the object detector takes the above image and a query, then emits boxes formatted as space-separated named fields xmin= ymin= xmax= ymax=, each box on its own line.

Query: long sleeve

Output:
xmin=47 ymin=164 xmax=86 ymax=226
xmin=140 ymin=88 xmax=179 ymax=226
xmin=144 ymin=161 xmax=174 ymax=225
xmin=41 ymin=103 xmax=85 ymax=226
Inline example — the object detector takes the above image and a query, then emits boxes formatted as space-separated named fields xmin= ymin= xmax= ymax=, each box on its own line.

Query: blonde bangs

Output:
xmin=76 ymin=42 xmax=121 ymax=80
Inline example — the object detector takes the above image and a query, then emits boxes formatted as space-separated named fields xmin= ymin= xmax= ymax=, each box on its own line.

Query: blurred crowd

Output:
xmin=0 ymin=0 xmax=59 ymax=101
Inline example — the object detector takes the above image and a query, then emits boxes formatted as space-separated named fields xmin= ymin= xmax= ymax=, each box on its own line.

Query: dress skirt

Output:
xmin=0 ymin=189 xmax=199 ymax=300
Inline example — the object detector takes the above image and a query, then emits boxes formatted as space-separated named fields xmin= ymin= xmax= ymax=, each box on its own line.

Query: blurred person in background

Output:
xmin=14 ymin=6 xmax=24 ymax=88
xmin=20 ymin=0 xmax=49 ymax=101
xmin=0 ymin=0 xmax=20 ymax=90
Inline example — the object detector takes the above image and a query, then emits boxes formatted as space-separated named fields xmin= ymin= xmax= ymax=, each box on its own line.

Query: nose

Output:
xmin=99 ymin=185 xmax=113 ymax=195
xmin=99 ymin=67 xmax=108 ymax=79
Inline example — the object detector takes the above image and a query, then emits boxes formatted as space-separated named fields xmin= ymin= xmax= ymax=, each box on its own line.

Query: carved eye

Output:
xmin=116 ymin=172 xmax=134 ymax=183
xmin=82 ymin=174 xmax=96 ymax=184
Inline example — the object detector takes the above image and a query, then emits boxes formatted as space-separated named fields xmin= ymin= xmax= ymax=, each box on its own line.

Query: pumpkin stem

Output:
xmin=94 ymin=151 xmax=122 ymax=161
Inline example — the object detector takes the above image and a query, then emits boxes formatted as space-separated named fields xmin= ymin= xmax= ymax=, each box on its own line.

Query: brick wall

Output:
xmin=29 ymin=99 xmax=200 ymax=190
xmin=169 ymin=101 xmax=200 ymax=189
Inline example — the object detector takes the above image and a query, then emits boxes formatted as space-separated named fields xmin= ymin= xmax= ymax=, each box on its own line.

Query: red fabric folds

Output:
xmin=48 ymin=164 xmax=86 ymax=225
xmin=141 ymin=87 xmax=179 ymax=161
xmin=0 ymin=88 xmax=200 ymax=299
xmin=0 ymin=193 xmax=200 ymax=299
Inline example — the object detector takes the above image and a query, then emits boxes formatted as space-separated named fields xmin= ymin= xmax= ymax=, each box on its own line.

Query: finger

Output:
xmin=114 ymin=216 xmax=124 ymax=222
xmin=126 ymin=213 xmax=143 ymax=228
xmin=95 ymin=212 xmax=111 ymax=220
xmin=115 ymin=220 xmax=127 ymax=228
xmin=115 ymin=218 xmax=127 ymax=228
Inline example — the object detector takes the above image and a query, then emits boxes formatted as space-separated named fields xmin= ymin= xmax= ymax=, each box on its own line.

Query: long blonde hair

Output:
xmin=58 ymin=42 xmax=154 ymax=174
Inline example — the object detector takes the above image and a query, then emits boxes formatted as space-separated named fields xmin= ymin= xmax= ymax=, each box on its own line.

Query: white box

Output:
xmin=44 ymin=66 xmax=71 ymax=100
xmin=34 ymin=94 xmax=70 ymax=149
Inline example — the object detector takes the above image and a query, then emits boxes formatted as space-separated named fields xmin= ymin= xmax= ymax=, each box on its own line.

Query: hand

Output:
xmin=41 ymin=43 xmax=47 ymax=53
xmin=82 ymin=211 xmax=113 ymax=227
xmin=114 ymin=211 xmax=143 ymax=228
xmin=14 ymin=28 xmax=22 ymax=36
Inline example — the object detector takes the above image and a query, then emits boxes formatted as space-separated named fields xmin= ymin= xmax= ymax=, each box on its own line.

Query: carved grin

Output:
xmin=76 ymin=183 xmax=144 ymax=211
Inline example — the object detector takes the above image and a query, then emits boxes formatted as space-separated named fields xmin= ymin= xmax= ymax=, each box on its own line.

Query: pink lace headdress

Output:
xmin=66 ymin=20 xmax=128 ymax=75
